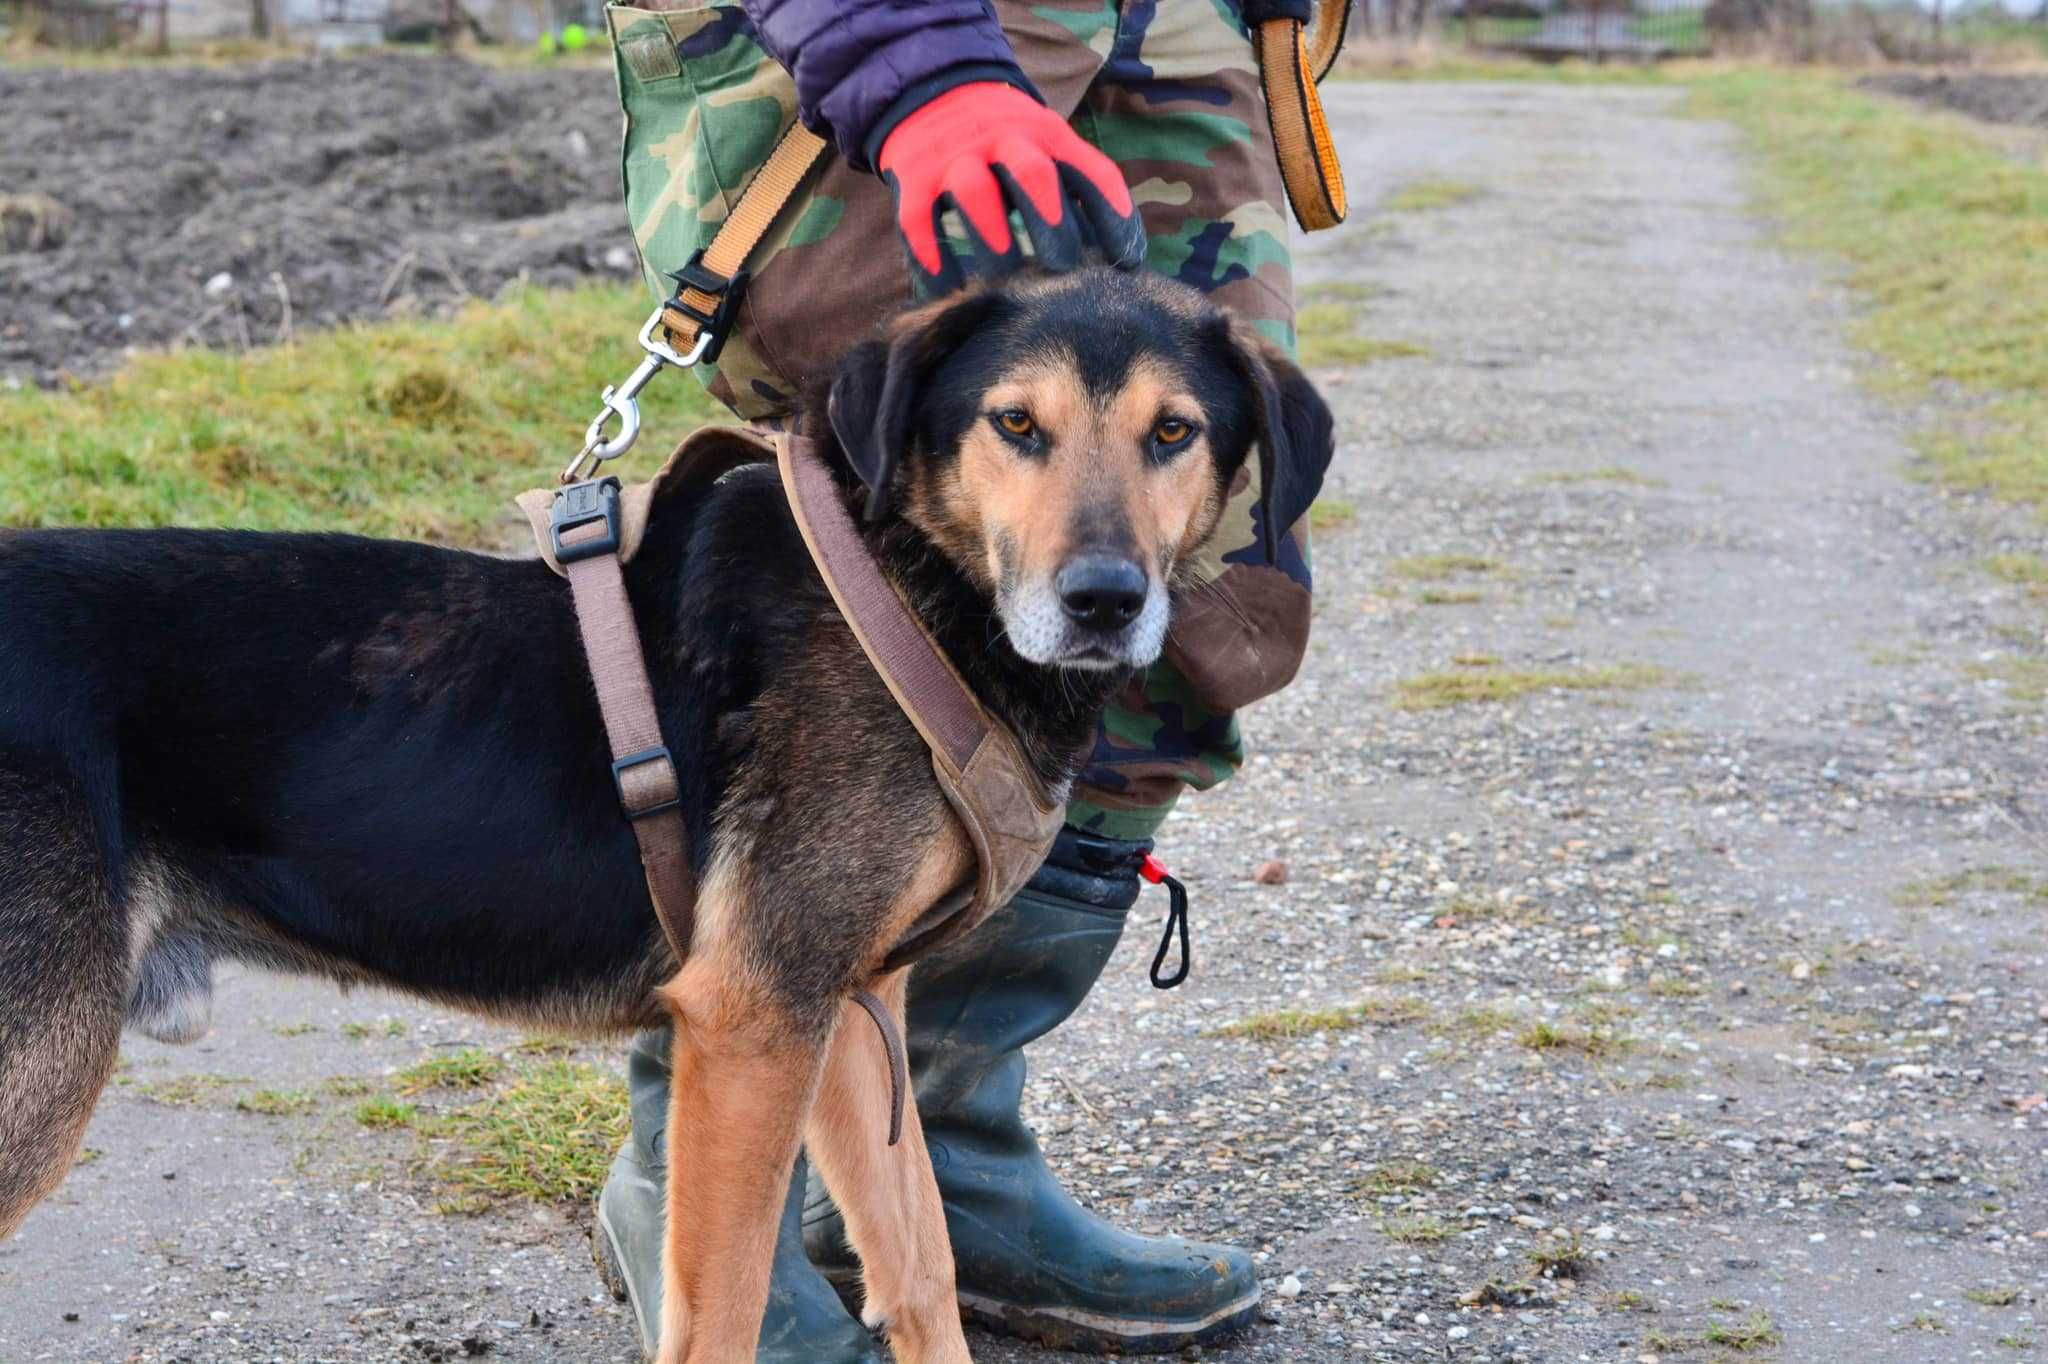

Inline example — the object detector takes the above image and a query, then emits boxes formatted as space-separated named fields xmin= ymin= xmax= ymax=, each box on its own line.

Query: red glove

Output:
xmin=877 ymin=82 xmax=1146 ymax=295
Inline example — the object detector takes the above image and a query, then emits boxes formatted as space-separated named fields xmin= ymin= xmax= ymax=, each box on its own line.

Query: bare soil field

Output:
xmin=1861 ymin=70 xmax=2048 ymax=131
xmin=0 ymin=56 xmax=631 ymax=386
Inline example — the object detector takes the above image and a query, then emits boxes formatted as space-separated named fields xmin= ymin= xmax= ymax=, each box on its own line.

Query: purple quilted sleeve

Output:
xmin=738 ymin=0 xmax=1028 ymax=171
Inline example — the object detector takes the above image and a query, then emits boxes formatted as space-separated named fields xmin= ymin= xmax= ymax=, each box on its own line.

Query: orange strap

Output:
xmin=1255 ymin=15 xmax=1348 ymax=233
xmin=660 ymin=122 xmax=830 ymax=356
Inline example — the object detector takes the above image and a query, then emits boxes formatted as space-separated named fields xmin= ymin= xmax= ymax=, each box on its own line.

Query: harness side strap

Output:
xmin=557 ymin=515 xmax=698 ymax=966
xmin=1255 ymin=16 xmax=1348 ymax=232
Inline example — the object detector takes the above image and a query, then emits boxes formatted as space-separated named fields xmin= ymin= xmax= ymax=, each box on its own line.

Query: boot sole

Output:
xmin=821 ymin=1265 xmax=1258 ymax=1356
xmin=957 ymin=1287 xmax=1261 ymax=1355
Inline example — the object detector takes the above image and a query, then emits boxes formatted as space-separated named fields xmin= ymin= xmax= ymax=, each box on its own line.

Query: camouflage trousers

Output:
xmin=609 ymin=0 xmax=1305 ymax=840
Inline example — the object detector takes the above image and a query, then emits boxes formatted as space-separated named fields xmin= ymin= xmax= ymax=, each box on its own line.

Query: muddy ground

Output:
xmin=0 ymin=56 xmax=634 ymax=386
xmin=1862 ymin=69 xmax=2048 ymax=132
xmin=4 ymin=75 xmax=2048 ymax=1364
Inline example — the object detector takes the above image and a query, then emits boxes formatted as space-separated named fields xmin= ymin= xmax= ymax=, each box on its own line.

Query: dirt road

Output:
xmin=4 ymin=80 xmax=2045 ymax=1363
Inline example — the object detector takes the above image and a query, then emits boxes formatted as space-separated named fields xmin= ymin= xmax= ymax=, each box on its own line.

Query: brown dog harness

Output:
xmin=518 ymin=427 xmax=1063 ymax=1143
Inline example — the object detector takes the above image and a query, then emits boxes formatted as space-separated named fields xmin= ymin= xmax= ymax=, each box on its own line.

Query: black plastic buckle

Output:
xmin=663 ymin=247 xmax=751 ymax=365
xmin=551 ymin=477 xmax=622 ymax=564
xmin=612 ymin=745 xmax=680 ymax=819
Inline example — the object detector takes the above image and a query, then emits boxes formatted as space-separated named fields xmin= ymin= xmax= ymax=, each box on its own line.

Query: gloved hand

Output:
xmin=876 ymin=82 xmax=1146 ymax=296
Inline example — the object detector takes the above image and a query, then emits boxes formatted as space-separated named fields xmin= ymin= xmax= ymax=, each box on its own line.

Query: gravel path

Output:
xmin=5 ymin=81 xmax=2046 ymax=1364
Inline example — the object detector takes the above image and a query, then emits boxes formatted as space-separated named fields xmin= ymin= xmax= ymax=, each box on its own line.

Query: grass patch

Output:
xmin=1380 ymin=1214 xmax=1453 ymax=1244
xmin=511 ymin=1035 xmax=579 ymax=1056
xmin=272 ymin=1022 xmax=319 ymax=1037
xmin=340 ymin=1019 xmax=408 ymax=1040
xmin=1648 ymin=977 xmax=1705 ymax=998
xmin=1359 ymin=1158 xmax=1439 ymax=1195
xmin=419 ymin=1061 xmax=629 ymax=1207
xmin=1209 ymin=996 xmax=1427 ymax=1040
xmin=395 ymin=1047 xmax=503 ymax=1095
xmin=1610 ymin=1289 xmax=1652 ymax=1311
xmin=1965 ymin=657 xmax=2048 ymax=705
xmin=1688 ymin=72 xmax=2048 ymax=516
xmin=131 ymin=1075 xmax=236 ymax=1107
xmin=1894 ymin=867 xmax=2048 ymax=908
xmin=1430 ymin=1005 xmax=1520 ymax=1040
xmin=236 ymin=1088 xmax=317 ymax=1117
xmin=1385 ymin=178 xmax=1482 ymax=213
xmin=1389 ymin=552 xmax=1504 ymax=580
xmin=1968 ymin=1286 xmax=2022 ymax=1308
xmin=0 ymin=283 xmax=720 ymax=545
xmin=1526 ymin=1231 xmax=1592 ymax=1280
xmin=1451 ymin=653 xmax=1499 ymax=667
xmin=1310 ymin=498 xmax=1357 ymax=531
xmin=1704 ymin=1309 xmax=1783 ymax=1351
xmin=354 ymin=1096 xmax=418 ymax=1129
xmin=1296 ymin=299 xmax=1429 ymax=369
xmin=1517 ymin=1021 xmax=1630 ymax=1056
xmin=1985 ymin=553 xmax=2048 ymax=591
xmin=1418 ymin=588 xmax=1482 ymax=606
xmin=1393 ymin=662 xmax=1671 ymax=710
xmin=322 ymin=1076 xmax=377 ymax=1098
xmin=1535 ymin=466 xmax=1665 ymax=487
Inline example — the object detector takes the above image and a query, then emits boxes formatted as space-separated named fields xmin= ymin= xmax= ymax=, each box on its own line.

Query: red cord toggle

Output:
xmin=1139 ymin=853 xmax=1168 ymax=885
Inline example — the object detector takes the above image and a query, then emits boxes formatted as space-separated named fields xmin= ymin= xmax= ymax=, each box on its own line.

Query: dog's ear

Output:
xmin=1219 ymin=319 xmax=1337 ymax=563
xmin=828 ymin=289 xmax=1005 ymax=521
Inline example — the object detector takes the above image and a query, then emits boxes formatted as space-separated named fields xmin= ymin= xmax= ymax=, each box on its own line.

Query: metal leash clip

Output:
xmin=560 ymin=307 xmax=714 ymax=484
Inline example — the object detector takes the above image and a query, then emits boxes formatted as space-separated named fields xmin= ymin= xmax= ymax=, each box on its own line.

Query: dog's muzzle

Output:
xmin=1003 ymin=555 xmax=1168 ymax=670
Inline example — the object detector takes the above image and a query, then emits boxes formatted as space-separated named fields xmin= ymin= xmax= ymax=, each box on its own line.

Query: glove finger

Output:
xmin=915 ymin=194 xmax=969 ymax=298
xmin=994 ymin=163 xmax=1083 ymax=274
xmin=1062 ymin=163 xmax=1148 ymax=272
xmin=942 ymin=158 xmax=1017 ymax=263
xmin=885 ymin=167 xmax=948 ymax=279
xmin=1049 ymin=131 xmax=1136 ymax=218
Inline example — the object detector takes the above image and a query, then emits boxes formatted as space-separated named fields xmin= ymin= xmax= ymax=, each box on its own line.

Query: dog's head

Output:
xmin=826 ymin=268 xmax=1334 ymax=672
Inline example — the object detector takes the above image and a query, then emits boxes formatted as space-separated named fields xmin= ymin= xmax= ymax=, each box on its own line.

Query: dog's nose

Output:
xmin=1057 ymin=557 xmax=1147 ymax=631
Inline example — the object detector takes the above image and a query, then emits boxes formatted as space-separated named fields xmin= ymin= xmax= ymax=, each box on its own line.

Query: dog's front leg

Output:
xmin=657 ymin=953 xmax=833 ymax=1364
xmin=806 ymin=972 xmax=972 ymax=1364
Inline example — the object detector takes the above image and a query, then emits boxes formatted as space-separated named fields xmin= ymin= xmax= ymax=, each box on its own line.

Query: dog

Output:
xmin=0 ymin=266 xmax=1333 ymax=1363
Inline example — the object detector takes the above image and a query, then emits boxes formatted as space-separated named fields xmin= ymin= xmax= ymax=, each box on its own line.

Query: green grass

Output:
xmin=354 ymin=1096 xmax=419 ymax=1129
xmin=419 ymin=1060 xmax=629 ymax=1207
xmin=1394 ymin=662 xmax=1671 ymax=710
xmin=1310 ymin=498 xmax=1357 ymax=531
xmin=1209 ymin=996 xmax=1427 ymax=1040
xmin=1389 ymin=552 xmax=1505 ymax=581
xmin=340 ymin=1019 xmax=408 ymax=1040
xmin=395 ymin=1047 xmax=503 ymax=1095
xmin=1689 ymin=72 xmax=2048 ymax=517
xmin=1380 ymin=1214 xmax=1453 ymax=1244
xmin=1385 ymin=178 xmax=1482 ymax=214
xmin=272 ymin=1022 xmax=319 ymax=1037
xmin=0 ymin=283 xmax=719 ymax=545
xmin=1894 ymin=867 xmax=2048 ymax=908
xmin=1517 ymin=1021 xmax=1630 ymax=1056
xmin=1335 ymin=53 xmax=1676 ymax=85
xmin=1296 ymin=299 xmax=1429 ymax=369
xmin=1966 ymin=657 xmax=2048 ymax=705
xmin=1967 ymin=1286 xmax=2022 ymax=1308
xmin=1704 ymin=1309 xmax=1783 ymax=1351
xmin=1526 ymin=1231 xmax=1592 ymax=1279
xmin=1417 ymin=587 xmax=1483 ymax=606
xmin=131 ymin=1074 xmax=236 ymax=1106
xmin=1986 ymin=553 xmax=2048 ymax=593
xmin=236 ymin=1088 xmax=317 ymax=1117
xmin=1359 ymin=1158 xmax=1439 ymax=1195
xmin=1535 ymin=466 xmax=1665 ymax=488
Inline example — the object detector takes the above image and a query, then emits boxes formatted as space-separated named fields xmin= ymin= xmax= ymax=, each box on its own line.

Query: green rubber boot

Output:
xmin=804 ymin=831 xmax=1261 ymax=1355
xmin=592 ymin=1025 xmax=885 ymax=1363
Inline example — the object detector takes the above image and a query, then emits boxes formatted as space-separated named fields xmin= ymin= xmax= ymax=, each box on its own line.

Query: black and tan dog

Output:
xmin=0 ymin=268 xmax=1332 ymax=1363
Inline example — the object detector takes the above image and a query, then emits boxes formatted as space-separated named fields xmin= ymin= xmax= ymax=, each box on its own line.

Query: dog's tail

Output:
xmin=0 ymin=752 xmax=129 ymax=1240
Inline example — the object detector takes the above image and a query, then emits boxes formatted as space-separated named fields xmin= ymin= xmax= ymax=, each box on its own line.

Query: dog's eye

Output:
xmin=993 ymin=410 xmax=1035 ymax=440
xmin=1153 ymin=418 xmax=1195 ymax=447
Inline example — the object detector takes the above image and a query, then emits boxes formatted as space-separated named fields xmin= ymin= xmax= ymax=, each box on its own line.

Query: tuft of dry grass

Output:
xmin=1394 ymin=662 xmax=1673 ymax=710
xmin=1209 ymin=996 xmax=1428 ymax=1040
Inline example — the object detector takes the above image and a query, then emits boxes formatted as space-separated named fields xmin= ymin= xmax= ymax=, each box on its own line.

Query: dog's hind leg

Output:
xmin=805 ymin=971 xmax=971 ymax=1364
xmin=0 ymin=761 xmax=129 ymax=1240
xmin=655 ymin=953 xmax=835 ymax=1364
